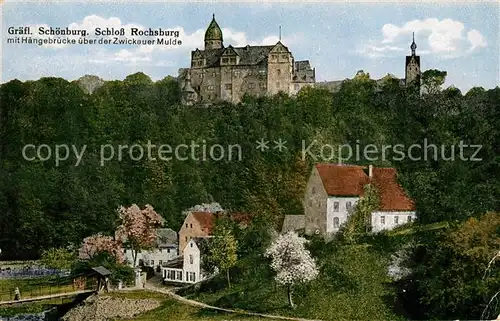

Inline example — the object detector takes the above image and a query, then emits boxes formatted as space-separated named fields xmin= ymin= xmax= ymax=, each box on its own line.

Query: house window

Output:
xmin=381 ymin=216 xmax=385 ymax=224
xmin=234 ymin=71 xmax=240 ymax=77
xmin=407 ymin=216 xmax=412 ymax=223
xmin=190 ymin=223 xmax=192 ymax=228
xmin=151 ymin=260 xmax=154 ymax=266
xmin=294 ymin=84 xmax=300 ymax=90
xmin=394 ymin=216 xmax=399 ymax=224
xmin=271 ymin=54 xmax=277 ymax=59
xmin=346 ymin=201 xmax=352 ymax=210
xmin=177 ymin=271 xmax=182 ymax=280
xmin=190 ymin=243 xmax=193 ymax=248
xmin=163 ymin=269 xmax=166 ymax=279
xmin=186 ymin=272 xmax=188 ymax=281
xmin=222 ymin=57 xmax=229 ymax=63
xmin=333 ymin=202 xmax=339 ymax=212
xmin=206 ymin=85 xmax=214 ymax=91
xmin=212 ymin=72 xmax=216 ymax=77
xmin=281 ymin=54 xmax=288 ymax=59
xmin=185 ymin=236 xmax=188 ymax=242
xmin=230 ymin=57 xmax=236 ymax=64
xmin=249 ymin=83 xmax=256 ymax=89
xmin=190 ymin=272 xmax=196 ymax=282
xmin=167 ymin=248 xmax=170 ymax=253
xmin=185 ymin=223 xmax=188 ymax=228
xmin=277 ymin=69 xmax=281 ymax=75
xmin=189 ymin=255 xmax=193 ymax=264
xmin=225 ymin=83 xmax=232 ymax=90
xmin=276 ymin=82 xmax=281 ymax=89
xmin=260 ymin=82 xmax=266 ymax=89
xmin=159 ymin=260 xmax=163 ymax=266
xmin=168 ymin=270 xmax=175 ymax=280
xmin=333 ymin=217 xmax=340 ymax=228
xmin=311 ymin=186 xmax=316 ymax=194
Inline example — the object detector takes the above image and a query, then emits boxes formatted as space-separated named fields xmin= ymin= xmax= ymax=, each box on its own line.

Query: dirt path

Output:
xmin=144 ymin=282 xmax=323 ymax=321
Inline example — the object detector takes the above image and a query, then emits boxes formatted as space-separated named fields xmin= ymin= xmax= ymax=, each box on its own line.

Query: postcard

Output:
xmin=1 ymin=1 xmax=499 ymax=321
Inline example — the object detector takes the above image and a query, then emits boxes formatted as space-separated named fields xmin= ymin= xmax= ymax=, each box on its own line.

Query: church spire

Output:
xmin=410 ymin=32 xmax=417 ymax=55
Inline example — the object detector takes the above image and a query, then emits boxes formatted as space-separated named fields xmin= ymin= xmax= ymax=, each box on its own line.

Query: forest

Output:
xmin=0 ymin=70 xmax=498 ymax=260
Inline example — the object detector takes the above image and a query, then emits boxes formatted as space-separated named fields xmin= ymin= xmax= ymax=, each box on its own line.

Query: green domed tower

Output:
xmin=204 ymin=14 xmax=223 ymax=50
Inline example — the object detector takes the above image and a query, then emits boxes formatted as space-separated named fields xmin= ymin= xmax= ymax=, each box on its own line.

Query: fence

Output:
xmin=0 ymin=267 xmax=70 ymax=280
xmin=0 ymin=275 xmax=97 ymax=302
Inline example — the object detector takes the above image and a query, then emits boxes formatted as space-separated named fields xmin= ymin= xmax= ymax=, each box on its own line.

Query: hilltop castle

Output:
xmin=180 ymin=15 xmax=316 ymax=105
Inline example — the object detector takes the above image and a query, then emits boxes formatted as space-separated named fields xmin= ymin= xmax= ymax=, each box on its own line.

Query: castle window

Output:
xmin=333 ymin=201 xmax=339 ymax=212
xmin=225 ymin=83 xmax=232 ymax=90
xmin=333 ymin=217 xmax=340 ymax=228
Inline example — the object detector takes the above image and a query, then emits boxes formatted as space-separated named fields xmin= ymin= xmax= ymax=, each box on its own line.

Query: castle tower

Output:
xmin=181 ymin=70 xmax=198 ymax=105
xmin=405 ymin=32 xmax=421 ymax=87
xmin=204 ymin=14 xmax=223 ymax=50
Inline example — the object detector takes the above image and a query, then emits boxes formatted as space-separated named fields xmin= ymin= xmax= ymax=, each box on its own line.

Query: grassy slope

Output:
xmin=181 ymin=239 xmax=408 ymax=321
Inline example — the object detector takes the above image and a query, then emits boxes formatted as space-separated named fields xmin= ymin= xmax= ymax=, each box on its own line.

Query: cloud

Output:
xmin=359 ymin=18 xmax=487 ymax=59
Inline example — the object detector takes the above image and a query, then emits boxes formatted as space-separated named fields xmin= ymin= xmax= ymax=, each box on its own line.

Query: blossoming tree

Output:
xmin=115 ymin=204 xmax=165 ymax=266
xmin=78 ymin=233 xmax=124 ymax=263
xmin=265 ymin=231 xmax=319 ymax=308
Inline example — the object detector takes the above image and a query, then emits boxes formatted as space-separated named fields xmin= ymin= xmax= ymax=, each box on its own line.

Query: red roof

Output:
xmin=315 ymin=164 xmax=415 ymax=212
xmin=371 ymin=168 xmax=415 ymax=211
xmin=191 ymin=212 xmax=216 ymax=233
xmin=315 ymin=164 xmax=369 ymax=196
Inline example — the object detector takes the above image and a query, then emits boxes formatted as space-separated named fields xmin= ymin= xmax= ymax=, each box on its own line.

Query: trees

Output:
xmin=115 ymin=204 xmax=165 ymax=267
xmin=209 ymin=219 xmax=238 ymax=287
xmin=408 ymin=212 xmax=500 ymax=320
xmin=265 ymin=232 xmax=319 ymax=308
xmin=78 ymin=233 xmax=124 ymax=263
xmin=40 ymin=246 xmax=76 ymax=270
xmin=340 ymin=183 xmax=380 ymax=243
xmin=421 ymin=69 xmax=447 ymax=95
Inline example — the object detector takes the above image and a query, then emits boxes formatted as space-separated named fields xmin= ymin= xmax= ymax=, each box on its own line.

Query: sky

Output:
xmin=1 ymin=1 xmax=499 ymax=92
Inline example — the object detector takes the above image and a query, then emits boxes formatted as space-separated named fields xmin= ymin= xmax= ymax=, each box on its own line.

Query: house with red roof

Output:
xmin=304 ymin=163 xmax=416 ymax=237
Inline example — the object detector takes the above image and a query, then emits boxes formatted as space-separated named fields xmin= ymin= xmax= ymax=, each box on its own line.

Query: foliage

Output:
xmin=77 ymin=233 xmax=124 ymax=263
xmin=406 ymin=212 xmax=500 ymax=320
xmin=421 ymin=69 xmax=447 ymax=94
xmin=115 ymin=204 xmax=165 ymax=266
xmin=209 ymin=218 xmax=238 ymax=287
xmin=265 ymin=232 xmax=318 ymax=308
xmin=339 ymin=183 xmax=380 ymax=243
xmin=40 ymin=246 xmax=76 ymax=270
xmin=72 ymin=252 xmax=134 ymax=285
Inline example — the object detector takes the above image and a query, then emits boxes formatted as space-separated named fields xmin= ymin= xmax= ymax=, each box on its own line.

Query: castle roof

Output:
xmin=193 ymin=45 xmax=274 ymax=67
xmin=314 ymin=164 xmax=415 ymax=212
xmin=205 ymin=14 xmax=223 ymax=42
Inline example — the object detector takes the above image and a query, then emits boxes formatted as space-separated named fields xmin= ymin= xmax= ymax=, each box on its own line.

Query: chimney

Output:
xmin=368 ymin=165 xmax=373 ymax=178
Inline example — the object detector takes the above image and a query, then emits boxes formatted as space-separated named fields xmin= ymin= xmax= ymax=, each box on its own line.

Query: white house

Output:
xmin=162 ymin=237 xmax=215 ymax=284
xmin=304 ymin=164 xmax=416 ymax=238
xmin=123 ymin=228 xmax=179 ymax=269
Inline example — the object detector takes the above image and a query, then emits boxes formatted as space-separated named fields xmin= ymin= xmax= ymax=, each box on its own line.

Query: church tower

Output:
xmin=405 ymin=33 xmax=421 ymax=87
xmin=204 ymin=14 xmax=223 ymax=50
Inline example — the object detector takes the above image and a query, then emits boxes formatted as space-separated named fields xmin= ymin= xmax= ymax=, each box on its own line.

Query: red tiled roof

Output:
xmin=191 ymin=212 xmax=216 ymax=233
xmin=371 ymin=168 xmax=416 ymax=211
xmin=315 ymin=164 xmax=369 ymax=196
xmin=315 ymin=163 xmax=415 ymax=212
